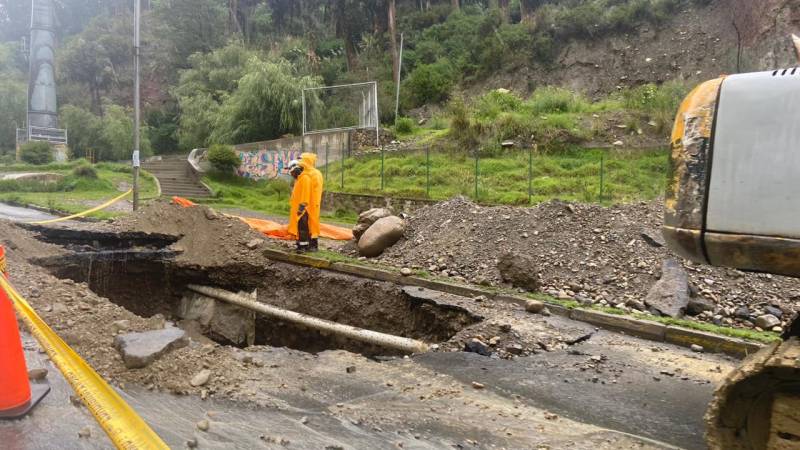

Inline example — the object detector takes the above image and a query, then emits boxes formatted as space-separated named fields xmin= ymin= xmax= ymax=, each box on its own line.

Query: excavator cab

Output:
xmin=665 ymin=69 xmax=800 ymax=449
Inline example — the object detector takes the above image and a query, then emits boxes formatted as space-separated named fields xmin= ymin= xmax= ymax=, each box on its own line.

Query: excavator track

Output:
xmin=705 ymin=332 xmax=800 ymax=449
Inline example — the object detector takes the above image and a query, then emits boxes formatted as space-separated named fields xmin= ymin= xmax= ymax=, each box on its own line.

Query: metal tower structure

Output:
xmin=17 ymin=0 xmax=67 ymax=153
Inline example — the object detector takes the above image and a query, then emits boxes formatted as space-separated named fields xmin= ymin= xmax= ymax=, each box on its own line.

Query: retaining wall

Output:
xmin=322 ymin=191 xmax=437 ymax=214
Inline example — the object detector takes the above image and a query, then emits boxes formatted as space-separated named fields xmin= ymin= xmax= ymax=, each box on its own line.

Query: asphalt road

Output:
xmin=416 ymin=333 xmax=717 ymax=450
xmin=0 ymin=203 xmax=56 ymax=222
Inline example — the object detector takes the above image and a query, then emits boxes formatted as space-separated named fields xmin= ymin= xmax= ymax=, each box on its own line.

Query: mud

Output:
xmin=32 ymin=247 xmax=481 ymax=356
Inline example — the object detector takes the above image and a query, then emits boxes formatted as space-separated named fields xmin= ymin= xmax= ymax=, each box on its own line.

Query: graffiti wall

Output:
xmin=233 ymin=131 xmax=350 ymax=180
xmin=236 ymin=148 xmax=301 ymax=179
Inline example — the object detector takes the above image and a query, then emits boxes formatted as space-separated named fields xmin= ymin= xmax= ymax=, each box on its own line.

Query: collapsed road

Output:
xmin=0 ymin=201 xmax=745 ymax=448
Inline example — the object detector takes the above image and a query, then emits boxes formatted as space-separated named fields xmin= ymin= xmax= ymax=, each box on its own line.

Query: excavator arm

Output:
xmin=665 ymin=68 xmax=800 ymax=449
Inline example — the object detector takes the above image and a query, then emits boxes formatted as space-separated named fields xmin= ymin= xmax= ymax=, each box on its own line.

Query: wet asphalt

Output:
xmin=0 ymin=203 xmax=56 ymax=222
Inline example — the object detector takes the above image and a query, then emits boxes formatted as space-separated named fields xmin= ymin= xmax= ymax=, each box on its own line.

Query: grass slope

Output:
xmin=0 ymin=161 xmax=158 ymax=219
xmin=324 ymin=147 xmax=669 ymax=205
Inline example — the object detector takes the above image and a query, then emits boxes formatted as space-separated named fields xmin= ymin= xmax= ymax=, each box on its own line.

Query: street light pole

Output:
xmin=132 ymin=0 xmax=141 ymax=211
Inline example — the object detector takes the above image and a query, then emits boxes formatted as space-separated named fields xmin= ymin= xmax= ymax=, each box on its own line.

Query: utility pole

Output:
xmin=394 ymin=32 xmax=404 ymax=123
xmin=132 ymin=0 xmax=141 ymax=210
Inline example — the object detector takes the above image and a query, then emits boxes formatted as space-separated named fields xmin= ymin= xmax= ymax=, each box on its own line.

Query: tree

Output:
xmin=519 ymin=0 xmax=546 ymax=23
xmin=0 ymin=43 xmax=26 ymax=154
xmin=60 ymin=105 xmax=104 ymax=160
xmin=58 ymin=16 xmax=133 ymax=113
xmin=173 ymin=42 xmax=255 ymax=149
xmin=100 ymin=103 xmax=152 ymax=161
xmin=151 ymin=0 xmax=227 ymax=69
xmin=333 ymin=0 xmax=364 ymax=70
xmin=451 ymin=0 xmax=459 ymax=11
xmin=210 ymin=58 xmax=320 ymax=144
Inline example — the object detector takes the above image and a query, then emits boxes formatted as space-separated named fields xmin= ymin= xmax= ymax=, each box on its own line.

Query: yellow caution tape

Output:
xmin=0 ymin=276 xmax=168 ymax=449
xmin=29 ymin=189 xmax=133 ymax=225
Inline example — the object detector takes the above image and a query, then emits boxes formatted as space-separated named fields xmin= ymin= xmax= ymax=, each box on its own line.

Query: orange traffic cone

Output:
xmin=0 ymin=245 xmax=49 ymax=419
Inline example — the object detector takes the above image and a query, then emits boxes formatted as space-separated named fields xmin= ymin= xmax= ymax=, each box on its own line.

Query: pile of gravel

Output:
xmin=376 ymin=197 xmax=800 ymax=332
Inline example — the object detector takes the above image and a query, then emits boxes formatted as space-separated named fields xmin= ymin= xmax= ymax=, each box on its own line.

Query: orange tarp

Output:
xmin=171 ymin=197 xmax=353 ymax=241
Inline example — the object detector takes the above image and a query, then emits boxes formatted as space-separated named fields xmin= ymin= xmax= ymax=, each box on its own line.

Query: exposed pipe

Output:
xmin=187 ymin=284 xmax=430 ymax=354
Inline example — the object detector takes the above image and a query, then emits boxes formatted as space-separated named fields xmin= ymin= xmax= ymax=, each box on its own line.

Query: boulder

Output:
xmin=644 ymin=259 xmax=690 ymax=318
xmin=358 ymin=216 xmax=406 ymax=257
xmin=353 ymin=208 xmax=393 ymax=241
xmin=525 ymin=299 xmax=545 ymax=314
xmin=114 ymin=327 xmax=188 ymax=369
xmin=756 ymin=314 xmax=781 ymax=330
xmin=734 ymin=306 xmax=751 ymax=320
xmin=496 ymin=252 xmax=540 ymax=292
xmin=464 ymin=338 xmax=491 ymax=356
xmin=765 ymin=305 xmax=784 ymax=319
xmin=178 ymin=291 xmax=256 ymax=346
xmin=686 ymin=297 xmax=714 ymax=316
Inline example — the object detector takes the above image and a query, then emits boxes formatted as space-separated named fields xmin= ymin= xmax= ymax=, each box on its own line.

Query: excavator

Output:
xmin=663 ymin=38 xmax=800 ymax=449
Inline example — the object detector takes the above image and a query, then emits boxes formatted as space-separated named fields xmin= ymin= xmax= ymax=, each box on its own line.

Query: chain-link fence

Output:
xmin=319 ymin=144 xmax=669 ymax=206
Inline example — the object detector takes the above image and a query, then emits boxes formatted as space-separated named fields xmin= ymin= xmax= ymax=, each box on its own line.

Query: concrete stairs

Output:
xmin=142 ymin=155 xmax=212 ymax=198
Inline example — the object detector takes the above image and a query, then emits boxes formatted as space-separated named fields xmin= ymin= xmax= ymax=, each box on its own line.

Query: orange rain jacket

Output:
xmin=300 ymin=152 xmax=324 ymax=238
xmin=288 ymin=167 xmax=313 ymax=238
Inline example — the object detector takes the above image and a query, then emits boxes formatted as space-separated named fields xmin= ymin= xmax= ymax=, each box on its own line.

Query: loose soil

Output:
xmin=362 ymin=197 xmax=800 ymax=332
xmin=0 ymin=210 xmax=594 ymax=401
xmin=0 ymin=206 xmax=742 ymax=448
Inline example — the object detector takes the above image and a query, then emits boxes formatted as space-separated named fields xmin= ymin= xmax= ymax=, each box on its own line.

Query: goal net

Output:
xmin=302 ymin=81 xmax=379 ymax=145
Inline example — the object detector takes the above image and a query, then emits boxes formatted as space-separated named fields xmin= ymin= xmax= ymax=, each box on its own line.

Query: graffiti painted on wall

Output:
xmin=236 ymin=148 xmax=301 ymax=179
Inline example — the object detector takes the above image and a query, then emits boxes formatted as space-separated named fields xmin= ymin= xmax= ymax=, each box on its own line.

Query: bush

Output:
xmin=475 ymin=90 xmax=524 ymax=120
xmin=404 ymin=60 xmax=457 ymax=107
xmin=447 ymin=96 xmax=480 ymax=149
xmin=528 ymin=87 xmax=589 ymax=114
xmin=19 ymin=141 xmax=53 ymax=165
xmin=72 ymin=163 xmax=98 ymax=179
xmin=395 ymin=117 xmax=415 ymax=135
xmin=207 ymin=144 xmax=240 ymax=173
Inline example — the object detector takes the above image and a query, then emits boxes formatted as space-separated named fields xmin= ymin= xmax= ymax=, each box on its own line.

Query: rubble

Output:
xmin=497 ymin=252 xmax=540 ymax=292
xmin=190 ymin=369 xmax=212 ymax=387
xmin=373 ymin=197 xmax=800 ymax=330
xmin=114 ymin=327 xmax=189 ymax=369
xmin=178 ymin=291 xmax=256 ymax=346
xmin=644 ymin=259 xmax=690 ymax=318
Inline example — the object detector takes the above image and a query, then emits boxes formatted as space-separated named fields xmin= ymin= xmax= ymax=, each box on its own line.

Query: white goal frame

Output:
xmin=302 ymin=81 xmax=380 ymax=147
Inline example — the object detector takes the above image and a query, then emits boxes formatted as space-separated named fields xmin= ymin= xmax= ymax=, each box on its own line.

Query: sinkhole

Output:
xmin=31 ymin=234 xmax=481 ymax=356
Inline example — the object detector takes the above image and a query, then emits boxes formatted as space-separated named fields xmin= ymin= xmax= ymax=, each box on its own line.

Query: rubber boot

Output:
xmin=309 ymin=238 xmax=319 ymax=252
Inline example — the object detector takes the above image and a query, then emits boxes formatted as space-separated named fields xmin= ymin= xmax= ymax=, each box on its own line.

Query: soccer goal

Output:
xmin=302 ymin=81 xmax=380 ymax=147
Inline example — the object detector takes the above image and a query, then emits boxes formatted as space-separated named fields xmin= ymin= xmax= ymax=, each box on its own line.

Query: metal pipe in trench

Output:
xmin=187 ymin=284 xmax=430 ymax=354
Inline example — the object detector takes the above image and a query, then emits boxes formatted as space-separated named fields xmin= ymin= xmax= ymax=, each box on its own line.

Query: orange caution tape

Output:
xmin=170 ymin=197 xmax=353 ymax=241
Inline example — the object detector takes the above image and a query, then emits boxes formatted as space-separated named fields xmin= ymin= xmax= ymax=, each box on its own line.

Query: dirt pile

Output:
xmin=375 ymin=197 xmax=800 ymax=331
xmin=0 ymin=221 xmax=67 ymax=261
xmin=110 ymin=200 xmax=270 ymax=267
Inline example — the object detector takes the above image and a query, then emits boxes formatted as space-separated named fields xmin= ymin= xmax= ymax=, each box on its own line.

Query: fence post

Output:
xmin=426 ymin=145 xmax=431 ymax=198
xmin=599 ymin=153 xmax=605 ymax=203
xmin=341 ymin=142 xmax=345 ymax=190
xmin=474 ymin=150 xmax=479 ymax=201
xmin=528 ymin=144 xmax=534 ymax=204
xmin=324 ymin=142 xmax=329 ymax=182
xmin=380 ymin=145 xmax=385 ymax=191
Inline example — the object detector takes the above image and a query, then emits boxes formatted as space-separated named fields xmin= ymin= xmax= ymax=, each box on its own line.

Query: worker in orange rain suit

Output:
xmin=287 ymin=160 xmax=313 ymax=252
xmin=299 ymin=152 xmax=324 ymax=252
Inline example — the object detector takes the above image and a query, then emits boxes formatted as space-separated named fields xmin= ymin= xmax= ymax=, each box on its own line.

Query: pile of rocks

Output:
xmin=375 ymin=196 xmax=799 ymax=332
